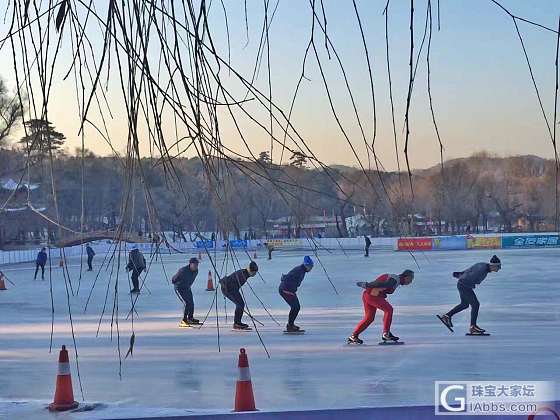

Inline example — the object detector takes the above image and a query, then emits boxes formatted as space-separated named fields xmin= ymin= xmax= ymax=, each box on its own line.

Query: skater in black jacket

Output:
xmin=220 ymin=261 xmax=258 ymax=330
xmin=86 ymin=244 xmax=95 ymax=271
xmin=126 ymin=246 xmax=146 ymax=294
xmin=437 ymin=255 xmax=501 ymax=335
xmin=364 ymin=236 xmax=372 ymax=257
xmin=173 ymin=257 xmax=200 ymax=327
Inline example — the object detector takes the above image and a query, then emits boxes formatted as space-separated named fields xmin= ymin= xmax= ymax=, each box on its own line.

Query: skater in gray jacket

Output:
xmin=437 ymin=255 xmax=501 ymax=335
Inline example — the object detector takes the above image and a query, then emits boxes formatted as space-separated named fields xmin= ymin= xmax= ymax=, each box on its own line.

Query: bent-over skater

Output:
xmin=348 ymin=269 xmax=414 ymax=344
xmin=220 ymin=261 xmax=258 ymax=330
xmin=437 ymin=255 xmax=501 ymax=335
xmin=173 ymin=257 xmax=200 ymax=327
xmin=279 ymin=256 xmax=314 ymax=332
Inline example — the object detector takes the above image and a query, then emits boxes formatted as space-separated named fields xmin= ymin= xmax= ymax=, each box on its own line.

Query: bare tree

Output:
xmin=0 ymin=78 xmax=23 ymax=147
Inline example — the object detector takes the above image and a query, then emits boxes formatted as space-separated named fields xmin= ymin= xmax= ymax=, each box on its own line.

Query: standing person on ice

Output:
xmin=279 ymin=256 xmax=314 ymax=332
xmin=437 ymin=255 xmax=501 ymax=335
xmin=86 ymin=244 xmax=95 ymax=271
xmin=347 ymin=269 xmax=414 ymax=344
xmin=126 ymin=246 xmax=146 ymax=294
xmin=34 ymin=247 xmax=47 ymax=280
xmin=173 ymin=257 xmax=200 ymax=327
xmin=364 ymin=235 xmax=372 ymax=257
xmin=220 ymin=261 xmax=258 ymax=330
xmin=266 ymin=242 xmax=274 ymax=260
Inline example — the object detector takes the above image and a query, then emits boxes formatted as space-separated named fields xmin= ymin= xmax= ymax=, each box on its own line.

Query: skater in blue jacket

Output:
xmin=279 ymin=256 xmax=314 ymax=332
xmin=34 ymin=248 xmax=47 ymax=280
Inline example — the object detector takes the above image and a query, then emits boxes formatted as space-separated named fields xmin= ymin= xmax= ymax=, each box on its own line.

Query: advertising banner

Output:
xmin=266 ymin=238 xmax=304 ymax=249
xmin=397 ymin=237 xmax=433 ymax=251
xmin=466 ymin=236 xmax=501 ymax=249
xmin=433 ymin=236 xmax=467 ymax=250
xmin=195 ymin=240 xmax=214 ymax=249
xmin=228 ymin=239 xmax=248 ymax=249
xmin=502 ymin=235 xmax=560 ymax=249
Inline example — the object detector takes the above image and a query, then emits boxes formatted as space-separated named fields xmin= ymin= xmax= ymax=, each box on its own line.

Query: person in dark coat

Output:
xmin=34 ymin=247 xmax=48 ymax=280
xmin=438 ymin=255 xmax=502 ymax=335
xmin=86 ymin=244 xmax=95 ymax=271
xmin=219 ymin=261 xmax=258 ymax=330
xmin=173 ymin=257 xmax=200 ymax=327
xmin=126 ymin=246 xmax=146 ymax=293
xmin=266 ymin=242 xmax=274 ymax=260
xmin=279 ymin=256 xmax=314 ymax=332
xmin=364 ymin=235 xmax=372 ymax=257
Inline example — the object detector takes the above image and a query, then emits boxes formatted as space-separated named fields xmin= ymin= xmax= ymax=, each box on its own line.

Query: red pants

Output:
xmin=352 ymin=291 xmax=393 ymax=336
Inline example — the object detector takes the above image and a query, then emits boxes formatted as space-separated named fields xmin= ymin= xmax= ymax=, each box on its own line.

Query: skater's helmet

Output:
xmin=400 ymin=269 xmax=415 ymax=284
xmin=248 ymin=261 xmax=259 ymax=276
xmin=489 ymin=255 xmax=501 ymax=271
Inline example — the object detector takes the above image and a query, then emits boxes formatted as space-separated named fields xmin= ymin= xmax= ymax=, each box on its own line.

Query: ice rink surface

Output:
xmin=1 ymin=247 xmax=559 ymax=419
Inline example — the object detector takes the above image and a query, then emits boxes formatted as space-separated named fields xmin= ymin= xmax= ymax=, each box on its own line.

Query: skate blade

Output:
xmin=283 ymin=331 xmax=305 ymax=335
xmin=232 ymin=328 xmax=252 ymax=332
xmin=378 ymin=341 xmax=405 ymax=345
xmin=179 ymin=322 xmax=203 ymax=328
xmin=436 ymin=315 xmax=454 ymax=333
xmin=466 ymin=333 xmax=490 ymax=336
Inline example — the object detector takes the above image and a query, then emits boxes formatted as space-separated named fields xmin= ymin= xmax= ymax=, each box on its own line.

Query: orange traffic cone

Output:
xmin=0 ymin=273 xmax=6 ymax=290
xmin=234 ymin=348 xmax=257 ymax=412
xmin=49 ymin=345 xmax=78 ymax=411
xmin=206 ymin=271 xmax=215 ymax=291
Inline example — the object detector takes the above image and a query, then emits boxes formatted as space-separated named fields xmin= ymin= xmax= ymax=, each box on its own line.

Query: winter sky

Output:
xmin=0 ymin=0 xmax=559 ymax=170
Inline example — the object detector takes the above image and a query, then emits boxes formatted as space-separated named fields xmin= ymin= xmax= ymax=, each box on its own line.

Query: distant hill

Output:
xmin=415 ymin=154 xmax=549 ymax=179
xmin=329 ymin=164 xmax=359 ymax=174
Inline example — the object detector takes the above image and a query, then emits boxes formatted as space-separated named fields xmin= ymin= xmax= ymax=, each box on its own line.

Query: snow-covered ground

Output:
xmin=1 ymin=248 xmax=559 ymax=419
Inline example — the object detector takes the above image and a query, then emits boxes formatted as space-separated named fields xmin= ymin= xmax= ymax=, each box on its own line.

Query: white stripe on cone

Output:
xmin=58 ymin=362 xmax=71 ymax=376
xmin=238 ymin=367 xmax=251 ymax=382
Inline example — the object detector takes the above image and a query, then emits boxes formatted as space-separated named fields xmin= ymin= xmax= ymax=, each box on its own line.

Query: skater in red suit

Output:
xmin=347 ymin=269 xmax=414 ymax=344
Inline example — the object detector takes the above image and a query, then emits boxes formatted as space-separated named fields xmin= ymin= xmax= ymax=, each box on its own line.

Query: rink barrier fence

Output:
xmin=1 ymin=232 xmax=559 ymax=265
xmin=110 ymin=402 xmax=560 ymax=420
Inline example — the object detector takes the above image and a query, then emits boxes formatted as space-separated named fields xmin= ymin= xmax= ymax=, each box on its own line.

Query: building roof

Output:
xmin=1 ymin=178 xmax=40 ymax=191
xmin=0 ymin=206 xmax=46 ymax=213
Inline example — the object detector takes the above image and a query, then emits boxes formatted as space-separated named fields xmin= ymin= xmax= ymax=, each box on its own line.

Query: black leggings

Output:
xmin=447 ymin=284 xmax=480 ymax=326
xmin=279 ymin=287 xmax=300 ymax=326
xmin=175 ymin=286 xmax=194 ymax=320
xmin=34 ymin=263 xmax=45 ymax=279
xmin=221 ymin=286 xmax=245 ymax=324
xmin=131 ymin=268 xmax=143 ymax=290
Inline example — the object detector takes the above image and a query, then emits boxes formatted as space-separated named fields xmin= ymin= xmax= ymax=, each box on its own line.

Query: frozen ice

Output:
xmin=1 ymin=248 xmax=559 ymax=419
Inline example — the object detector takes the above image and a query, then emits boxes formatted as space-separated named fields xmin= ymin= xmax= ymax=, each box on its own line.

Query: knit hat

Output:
xmin=248 ymin=261 xmax=259 ymax=273
xmin=303 ymin=256 xmax=314 ymax=267
xmin=489 ymin=255 xmax=501 ymax=268
xmin=189 ymin=257 xmax=199 ymax=264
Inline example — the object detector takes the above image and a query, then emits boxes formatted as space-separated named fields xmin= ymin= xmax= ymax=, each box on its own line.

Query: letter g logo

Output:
xmin=441 ymin=384 xmax=466 ymax=412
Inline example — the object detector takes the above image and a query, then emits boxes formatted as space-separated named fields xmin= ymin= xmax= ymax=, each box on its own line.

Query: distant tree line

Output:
xmin=0 ymin=78 xmax=557 ymax=239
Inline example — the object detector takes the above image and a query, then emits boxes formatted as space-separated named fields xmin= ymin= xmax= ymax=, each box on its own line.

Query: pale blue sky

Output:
xmin=1 ymin=0 xmax=559 ymax=169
